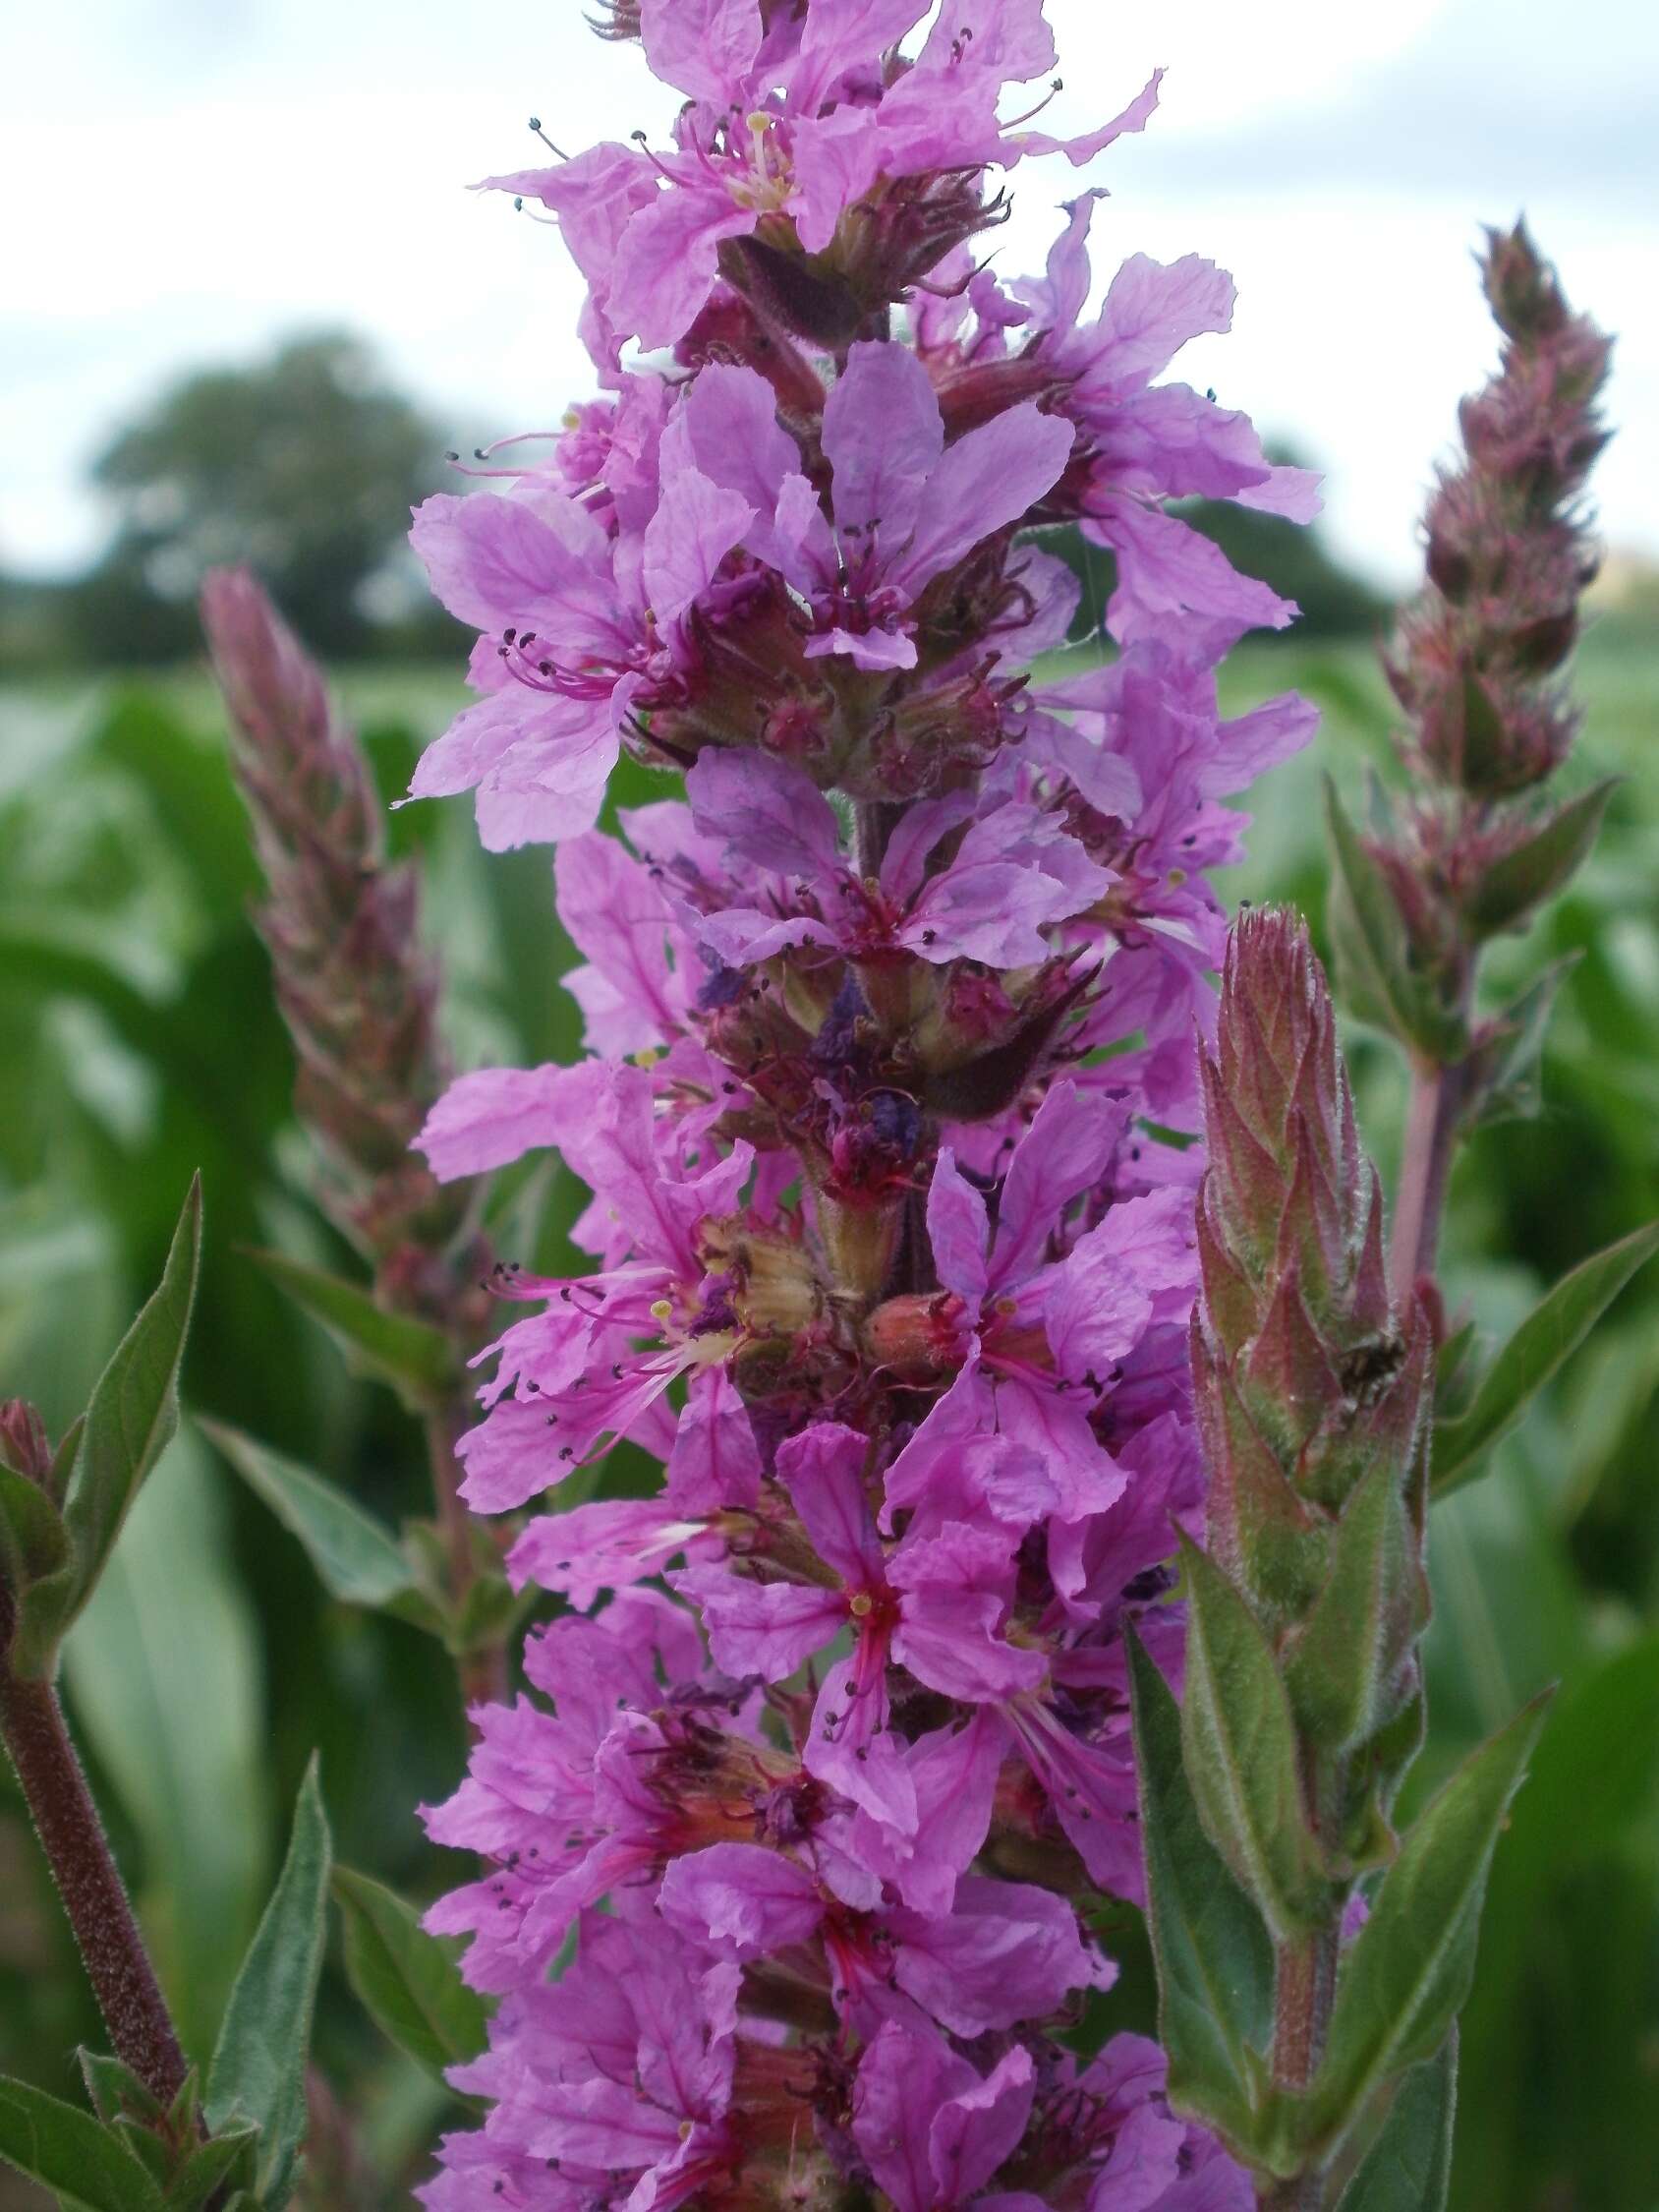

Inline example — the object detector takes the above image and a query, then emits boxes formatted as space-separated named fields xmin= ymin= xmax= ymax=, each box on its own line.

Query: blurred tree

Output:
xmin=81 ymin=334 xmax=453 ymax=660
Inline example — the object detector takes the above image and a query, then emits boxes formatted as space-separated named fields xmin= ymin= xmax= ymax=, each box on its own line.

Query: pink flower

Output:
xmin=923 ymin=193 xmax=1323 ymax=643
xmin=418 ymin=1061 xmax=757 ymax=1510
xmin=673 ymin=348 xmax=1074 ymax=671
xmin=409 ymin=5 xmax=1314 ymax=2199
xmin=405 ymin=410 xmax=755 ymax=847
xmin=852 ymin=2023 xmax=1039 ymax=2212
xmin=489 ymin=4 xmax=1161 ymax=357
xmin=683 ymin=747 xmax=1108 ymax=968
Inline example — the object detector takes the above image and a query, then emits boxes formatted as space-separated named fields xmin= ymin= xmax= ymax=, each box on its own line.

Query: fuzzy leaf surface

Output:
xmin=0 ymin=2075 xmax=165 ymax=2212
xmin=206 ymin=1757 xmax=331 ymax=2208
xmin=1310 ymin=1698 xmax=1548 ymax=2151
xmin=1126 ymin=1624 xmax=1273 ymax=2147
xmin=14 ymin=1179 xmax=201 ymax=1675
xmin=1178 ymin=1536 xmax=1325 ymax=1936
xmin=1334 ymin=2033 xmax=1457 ymax=2212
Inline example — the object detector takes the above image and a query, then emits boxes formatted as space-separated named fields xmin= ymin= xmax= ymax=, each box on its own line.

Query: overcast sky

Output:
xmin=3 ymin=0 xmax=1655 ymax=588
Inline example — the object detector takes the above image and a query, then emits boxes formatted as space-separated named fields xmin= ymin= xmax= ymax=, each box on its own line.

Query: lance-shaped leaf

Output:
xmin=77 ymin=2059 xmax=252 ymax=2210
xmin=1334 ymin=2032 xmax=1457 ymax=2212
xmin=246 ymin=1248 xmax=457 ymax=1412
xmin=1432 ymin=1220 xmax=1659 ymax=1498
xmin=163 ymin=2126 xmax=262 ymax=2211
xmin=1177 ymin=1536 xmax=1326 ymax=1938
xmin=333 ymin=1867 xmax=490 ymax=2083
xmin=1285 ymin=1453 xmax=1427 ymax=1756
xmin=78 ymin=2052 xmax=163 ymax=2130
xmin=200 ymin=1420 xmax=446 ymax=1633
xmin=13 ymin=1180 xmax=201 ymax=1677
xmin=1308 ymin=1696 xmax=1548 ymax=2153
xmin=1126 ymin=1624 xmax=1273 ymax=2148
xmin=1323 ymin=778 xmax=1462 ymax=1062
xmin=1460 ymin=780 xmax=1616 ymax=940
xmin=0 ymin=2075 xmax=165 ymax=2212
xmin=206 ymin=1757 xmax=331 ymax=2210
xmin=1459 ymin=957 xmax=1577 ymax=1134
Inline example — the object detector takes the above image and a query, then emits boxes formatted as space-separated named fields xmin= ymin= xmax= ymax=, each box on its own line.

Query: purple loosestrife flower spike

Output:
xmin=1389 ymin=222 xmax=1611 ymax=802
xmin=202 ymin=567 xmax=489 ymax=1338
xmin=1316 ymin=229 xmax=1612 ymax=1302
xmin=402 ymin=5 xmax=1324 ymax=2202
xmin=202 ymin=569 xmax=506 ymax=1702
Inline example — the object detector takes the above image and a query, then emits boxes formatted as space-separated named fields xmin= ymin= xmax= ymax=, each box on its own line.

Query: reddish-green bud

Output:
xmin=0 ymin=1401 xmax=50 ymax=1486
xmin=1194 ymin=911 xmax=1431 ymax=1798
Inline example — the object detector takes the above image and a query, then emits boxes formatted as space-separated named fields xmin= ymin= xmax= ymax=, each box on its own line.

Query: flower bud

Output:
xmin=0 ymin=1400 xmax=51 ymax=1486
xmin=1196 ymin=912 xmax=1430 ymax=1792
xmin=1386 ymin=224 xmax=1609 ymax=803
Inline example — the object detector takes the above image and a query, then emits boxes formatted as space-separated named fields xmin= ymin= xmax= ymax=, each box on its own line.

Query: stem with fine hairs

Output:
xmin=0 ymin=1580 xmax=190 ymax=2106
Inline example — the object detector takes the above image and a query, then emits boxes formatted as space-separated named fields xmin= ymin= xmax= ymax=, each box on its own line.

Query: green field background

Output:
xmin=1 ymin=625 xmax=1655 ymax=2207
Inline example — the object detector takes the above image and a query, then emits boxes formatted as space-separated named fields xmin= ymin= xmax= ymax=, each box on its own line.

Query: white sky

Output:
xmin=3 ymin=0 xmax=1656 ymax=588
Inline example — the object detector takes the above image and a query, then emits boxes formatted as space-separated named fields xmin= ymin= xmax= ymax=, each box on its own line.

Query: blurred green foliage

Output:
xmin=0 ymin=624 xmax=1653 ymax=2207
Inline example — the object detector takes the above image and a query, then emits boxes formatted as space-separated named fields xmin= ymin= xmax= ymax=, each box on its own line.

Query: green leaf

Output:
xmin=46 ymin=1413 xmax=86 ymax=1507
xmin=1309 ymin=1696 xmax=1549 ymax=2153
xmin=14 ymin=1178 xmax=202 ymax=1677
xmin=1461 ymin=781 xmax=1617 ymax=940
xmin=207 ymin=1757 xmax=332 ymax=2209
xmin=0 ymin=2075 xmax=165 ymax=2212
xmin=1432 ymin=1220 xmax=1659 ymax=1498
xmin=246 ymin=1248 xmax=456 ymax=1412
xmin=162 ymin=2125 xmax=261 ymax=2211
xmin=1334 ymin=2033 xmax=1458 ymax=2212
xmin=333 ymin=1866 xmax=489 ymax=2081
xmin=1433 ymin=1319 xmax=1481 ymax=1423
xmin=1323 ymin=776 xmax=1461 ymax=1062
xmin=110 ymin=2119 xmax=172 ymax=2188
xmin=1459 ymin=957 xmax=1578 ymax=1134
xmin=0 ymin=1459 xmax=68 ymax=1589
xmin=1125 ymin=1623 xmax=1273 ymax=2146
xmin=76 ymin=2053 xmax=162 ymax=2130
xmin=1285 ymin=1454 xmax=1428 ymax=1757
xmin=63 ymin=1435 xmax=268 ymax=2056
xmin=1177 ymin=1537 xmax=1325 ymax=1938
xmin=200 ymin=1418 xmax=443 ymax=1629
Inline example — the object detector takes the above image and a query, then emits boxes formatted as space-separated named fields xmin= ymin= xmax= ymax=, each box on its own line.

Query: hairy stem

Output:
xmin=1260 ymin=1746 xmax=1344 ymax=2206
xmin=0 ymin=1585 xmax=190 ymax=2104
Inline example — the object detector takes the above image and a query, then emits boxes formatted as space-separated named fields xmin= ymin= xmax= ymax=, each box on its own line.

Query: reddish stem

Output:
xmin=1389 ymin=1057 xmax=1464 ymax=1306
xmin=0 ymin=1585 xmax=190 ymax=2105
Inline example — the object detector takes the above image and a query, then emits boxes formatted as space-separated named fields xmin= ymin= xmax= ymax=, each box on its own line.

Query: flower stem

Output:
xmin=424 ymin=1412 xmax=507 ymax=1711
xmin=1389 ymin=1056 xmax=1462 ymax=1306
xmin=0 ymin=1584 xmax=190 ymax=2105
xmin=1271 ymin=1924 xmax=1338 ymax=2092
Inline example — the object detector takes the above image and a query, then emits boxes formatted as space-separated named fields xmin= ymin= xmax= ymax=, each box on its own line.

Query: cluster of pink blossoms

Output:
xmin=409 ymin=4 xmax=1317 ymax=2205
